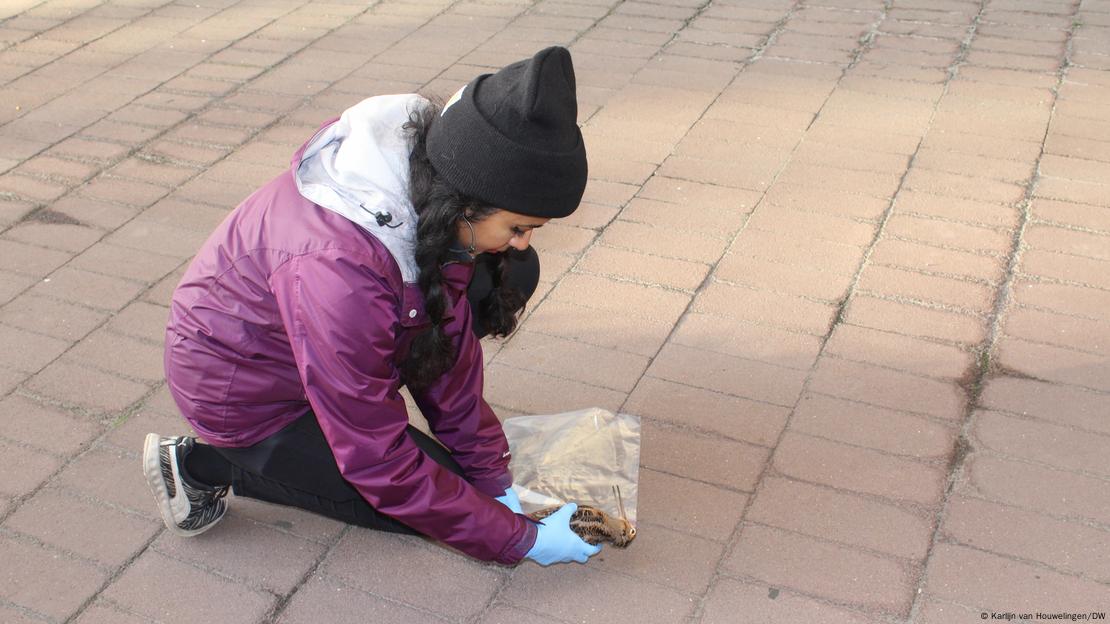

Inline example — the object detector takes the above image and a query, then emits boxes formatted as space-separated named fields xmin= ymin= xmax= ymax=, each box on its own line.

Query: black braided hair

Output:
xmin=401 ymin=100 xmax=526 ymax=390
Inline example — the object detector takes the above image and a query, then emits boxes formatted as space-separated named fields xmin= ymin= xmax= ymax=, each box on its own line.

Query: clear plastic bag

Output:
xmin=502 ymin=407 xmax=640 ymax=525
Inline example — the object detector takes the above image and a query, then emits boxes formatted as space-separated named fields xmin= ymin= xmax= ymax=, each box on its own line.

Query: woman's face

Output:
xmin=459 ymin=209 xmax=549 ymax=255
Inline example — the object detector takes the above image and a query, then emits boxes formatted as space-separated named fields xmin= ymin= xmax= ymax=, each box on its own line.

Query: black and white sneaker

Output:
xmin=143 ymin=433 xmax=229 ymax=536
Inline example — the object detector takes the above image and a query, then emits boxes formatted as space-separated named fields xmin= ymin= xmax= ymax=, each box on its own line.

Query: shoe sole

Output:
xmin=143 ymin=433 xmax=218 ymax=537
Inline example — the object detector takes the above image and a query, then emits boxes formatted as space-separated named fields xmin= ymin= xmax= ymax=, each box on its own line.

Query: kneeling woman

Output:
xmin=145 ymin=47 xmax=600 ymax=566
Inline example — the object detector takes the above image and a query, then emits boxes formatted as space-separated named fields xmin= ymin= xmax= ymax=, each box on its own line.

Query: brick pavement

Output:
xmin=0 ymin=0 xmax=1108 ymax=622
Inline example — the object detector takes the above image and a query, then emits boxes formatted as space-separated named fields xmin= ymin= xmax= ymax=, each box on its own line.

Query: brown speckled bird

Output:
xmin=528 ymin=505 xmax=637 ymax=547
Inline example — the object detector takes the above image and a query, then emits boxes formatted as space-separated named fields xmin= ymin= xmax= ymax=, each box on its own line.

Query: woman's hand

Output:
xmin=524 ymin=503 xmax=603 ymax=565
xmin=494 ymin=487 xmax=523 ymax=514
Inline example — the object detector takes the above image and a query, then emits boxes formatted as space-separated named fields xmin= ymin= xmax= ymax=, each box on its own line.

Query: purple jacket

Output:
xmin=164 ymin=101 xmax=537 ymax=564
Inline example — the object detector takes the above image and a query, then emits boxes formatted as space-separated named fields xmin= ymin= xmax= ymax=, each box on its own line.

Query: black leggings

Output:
xmin=190 ymin=247 xmax=539 ymax=534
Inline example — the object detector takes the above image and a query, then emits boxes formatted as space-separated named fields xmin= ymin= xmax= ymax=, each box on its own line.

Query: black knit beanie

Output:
xmin=426 ymin=46 xmax=587 ymax=219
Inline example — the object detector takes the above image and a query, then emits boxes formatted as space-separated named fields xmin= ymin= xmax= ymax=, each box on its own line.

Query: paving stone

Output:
xmin=0 ymin=292 xmax=108 ymax=341
xmin=775 ymin=428 xmax=947 ymax=506
xmin=648 ymin=343 xmax=809 ymax=408
xmin=580 ymin=178 xmax=639 ymax=207
xmin=657 ymin=152 xmax=786 ymax=191
xmin=0 ymin=322 xmax=72 ymax=372
xmin=0 ymin=536 xmax=110 ymax=621
xmin=106 ymin=218 xmax=209 ymax=260
xmin=324 ymin=529 xmax=503 ymax=619
xmin=0 ymin=239 xmax=71 ymax=279
xmin=0 ymin=172 xmax=69 ymax=202
xmin=776 ymin=162 xmax=903 ymax=200
xmin=620 ymin=196 xmax=749 ymax=236
xmin=923 ymin=543 xmax=1109 ymax=613
xmin=1044 ymin=133 xmax=1110 ymax=163
xmin=641 ymin=419 xmax=768 ymax=491
xmin=501 ymin=562 xmax=695 ymax=623
xmin=26 ymin=359 xmax=150 ymax=412
xmin=903 ymin=168 xmax=1026 ymax=204
xmin=553 ymin=200 xmax=619 ymax=231
xmin=66 ymin=328 xmax=165 ymax=382
xmin=154 ymin=513 xmax=326 ymax=595
xmin=693 ymin=280 xmax=838 ymax=336
xmin=0 ymin=393 xmax=99 ymax=454
xmin=0 ymin=437 xmax=62 ymax=497
xmin=484 ymin=362 xmax=626 ymax=415
xmin=599 ymin=219 xmax=729 ymax=264
xmin=793 ymin=392 xmax=958 ymax=460
xmin=725 ymin=524 xmax=915 ymax=617
xmin=103 ymin=550 xmax=275 ymax=624
xmin=28 ymin=266 xmax=146 ymax=311
xmin=745 ymin=206 xmax=878 ymax=247
xmin=104 ymin=407 xmax=193 ymax=453
xmin=50 ymin=195 xmax=142 ymax=231
xmin=825 ymin=323 xmax=973 ymax=380
xmin=749 ymin=477 xmax=935 ymax=561
xmin=477 ymin=604 xmax=565 ymax=624
xmin=895 ymin=189 xmax=1019 ymax=229
xmin=973 ymin=409 xmax=1110 ymax=478
xmin=106 ymin=300 xmax=169 ymax=342
xmin=732 ymin=227 xmax=867 ymax=276
xmin=914 ymin=598 xmax=989 ymax=624
xmin=845 ymin=295 xmax=987 ymax=344
xmin=638 ymin=468 xmax=748 ymax=541
xmin=885 ymin=213 xmax=1014 ymax=254
xmin=1016 ymin=276 xmax=1110 ymax=317
xmin=277 ymin=574 xmax=442 ymax=624
xmin=1036 ymin=176 xmax=1110 ymax=208
xmin=545 ymin=273 xmax=690 ymax=323
xmin=577 ymin=245 xmax=708 ymax=290
xmin=72 ymin=602 xmax=153 ymax=624
xmin=0 ymin=365 xmax=27 ymax=397
xmin=870 ymin=238 xmax=1005 ymax=283
xmin=495 ymin=329 xmax=649 ymax=393
xmin=922 ymin=126 xmax=1045 ymax=163
xmin=979 ymin=376 xmax=1110 ymax=436
xmin=521 ymin=298 xmax=673 ymax=358
xmin=55 ymin=443 xmax=157 ymax=515
xmin=1025 ymin=222 xmax=1110 ymax=261
xmin=584 ymin=519 xmax=723 ymax=594
xmin=1003 ymin=306 xmax=1110 ymax=354
xmin=80 ymin=175 xmax=169 ymax=208
xmin=143 ymin=264 xmax=187 ymax=306
xmin=962 ymin=454 xmax=1110 ymax=525
xmin=0 ymin=602 xmax=55 ymax=624
xmin=763 ymin=182 xmax=891 ymax=220
xmin=943 ymin=495 xmax=1110 ymax=583
xmin=997 ymin=337 xmax=1110 ymax=392
xmin=6 ymin=488 xmax=160 ymax=567
xmin=0 ymin=270 xmax=34 ymax=307
xmin=702 ymin=578 xmax=882 ymax=624
xmin=672 ymin=312 xmax=823 ymax=371
xmin=1029 ymin=197 xmax=1110 ymax=234
xmin=716 ymin=253 xmax=855 ymax=301
xmin=3 ymin=221 xmax=102 ymax=253
xmin=856 ymin=264 xmax=995 ymax=313
xmin=809 ymin=356 xmax=966 ymax=420
xmin=624 ymin=376 xmax=789 ymax=447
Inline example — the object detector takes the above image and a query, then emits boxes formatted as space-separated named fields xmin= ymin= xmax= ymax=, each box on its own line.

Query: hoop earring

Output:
xmin=450 ymin=215 xmax=477 ymax=256
xmin=461 ymin=215 xmax=477 ymax=255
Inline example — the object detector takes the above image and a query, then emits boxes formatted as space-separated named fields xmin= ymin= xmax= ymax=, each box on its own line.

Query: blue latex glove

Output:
xmin=525 ymin=503 xmax=603 ymax=565
xmin=495 ymin=487 xmax=523 ymax=514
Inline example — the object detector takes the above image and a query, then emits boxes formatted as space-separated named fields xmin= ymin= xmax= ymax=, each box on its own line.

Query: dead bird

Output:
xmin=527 ymin=505 xmax=637 ymax=547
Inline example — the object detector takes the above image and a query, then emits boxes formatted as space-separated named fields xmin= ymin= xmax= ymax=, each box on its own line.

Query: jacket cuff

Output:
xmin=501 ymin=518 xmax=538 ymax=565
xmin=469 ymin=470 xmax=514 ymax=498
